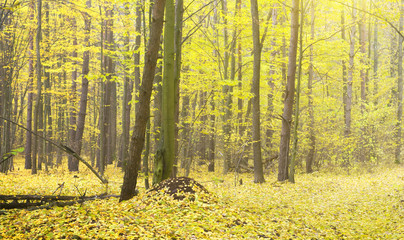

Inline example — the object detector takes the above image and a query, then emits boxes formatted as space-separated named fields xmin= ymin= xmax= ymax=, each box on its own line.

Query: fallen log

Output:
xmin=0 ymin=194 xmax=119 ymax=210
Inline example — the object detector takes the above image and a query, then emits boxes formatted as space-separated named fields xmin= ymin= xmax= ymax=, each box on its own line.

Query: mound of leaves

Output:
xmin=148 ymin=177 xmax=210 ymax=201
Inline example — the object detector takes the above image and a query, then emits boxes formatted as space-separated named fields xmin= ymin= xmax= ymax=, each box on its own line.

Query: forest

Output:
xmin=1 ymin=0 xmax=404 ymax=238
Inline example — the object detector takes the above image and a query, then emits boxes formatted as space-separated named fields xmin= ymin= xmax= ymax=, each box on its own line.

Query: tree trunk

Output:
xmin=120 ymin=0 xmax=166 ymax=201
xmin=396 ymin=0 xmax=404 ymax=164
xmin=237 ymin=0 xmax=246 ymax=168
xmin=250 ymin=0 xmax=264 ymax=183
xmin=278 ymin=0 xmax=299 ymax=182
xmin=289 ymin=0 xmax=305 ymax=183
xmin=373 ymin=19 xmax=378 ymax=105
xmin=25 ymin=1 xmax=34 ymax=170
xmin=0 ymin=8 xmax=14 ymax=173
xmin=208 ymin=100 xmax=215 ymax=172
xmin=359 ymin=0 xmax=368 ymax=162
xmin=173 ymin=0 xmax=184 ymax=178
xmin=346 ymin=1 xmax=355 ymax=138
xmin=106 ymin=7 xmax=116 ymax=166
xmin=119 ymin=1 xmax=140 ymax=168
xmin=221 ymin=0 xmax=232 ymax=175
xmin=32 ymin=0 xmax=43 ymax=175
xmin=153 ymin=0 xmax=175 ymax=184
xmin=97 ymin=7 xmax=106 ymax=174
xmin=74 ymin=0 xmax=92 ymax=166
xmin=266 ymin=6 xmax=277 ymax=170
xmin=43 ymin=2 xmax=52 ymax=169
xmin=68 ymin=16 xmax=78 ymax=172
xmin=306 ymin=0 xmax=316 ymax=174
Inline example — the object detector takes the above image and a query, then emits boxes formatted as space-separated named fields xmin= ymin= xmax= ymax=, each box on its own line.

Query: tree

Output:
xmin=173 ymin=0 xmax=184 ymax=177
xmin=68 ymin=14 xmax=78 ymax=172
xmin=396 ymin=0 xmax=404 ymax=164
xmin=120 ymin=0 xmax=166 ymax=202
xmin=278 ymin=0 xmax=300 ymax=182
xmin=153 ymin=0 xmax=175 ymax=184
xmin=221 ymin=0 xmax=232 ymax=175
xmin=73 ymin=0 xmax=92 ymax=164
xmin=0 ymin=2 xmax=17 ymax=173
xmin=32 ymin=0 xmax=43 ymax=175
xmin=119 ymin=1 xmax=140 ymax=168
xmin=25 ymin=0 xmax=35 ymax=170
xmin=306 ymin=0 xmax=316 ymax=173
xmin=250 ymin=0 xmax=264 ymax=183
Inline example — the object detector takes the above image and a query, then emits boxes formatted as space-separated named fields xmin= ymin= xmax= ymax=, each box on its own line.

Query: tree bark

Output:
xmin=120 ymin=0 xmax=166 ymax=201
xmin=32 ymin=0 xmax=43 ymax=175
xmin=97 ymin=6 xmax=106 ymax=173
xmin=306 ymin=0 xmax=316 ymax=173
xmin=222 ymin=0 xmax=232 ymax=175
xmin=396 ymin=0 xmax=404 ymax=164
xmin=173 ymin=0 xmax=184 ymax=177
xmin=68 ymin=16 xmax=78 ymax=172
xmin=74 ymin=0 xmax=92 ymax=164
xmin=153 ymin=0 xmax=175 ymax=184
xmin=25 ymin=1 xmax=34 ymax=170
xmin=278 ymin=0 xmax=299 ymax=182
xmin=346 ymin=1 xmax=356 ymax=138
xmin=250 ymin=0 xmax=264 ymax=183
xmin=289 ymin=0 xmax=305 ymax=183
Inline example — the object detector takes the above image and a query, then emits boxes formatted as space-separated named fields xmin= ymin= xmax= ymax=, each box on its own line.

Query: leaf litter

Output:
xmin=1 ymin=164 xmax=404 ymax=239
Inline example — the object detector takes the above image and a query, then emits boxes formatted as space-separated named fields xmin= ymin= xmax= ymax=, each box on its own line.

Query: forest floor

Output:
xmin=1 ymin=159 xmax=404 ymax=239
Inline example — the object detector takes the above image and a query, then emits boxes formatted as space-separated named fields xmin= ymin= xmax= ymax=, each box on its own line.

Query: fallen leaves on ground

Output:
xmin=1 ymin=163 xmax=404 ymax=239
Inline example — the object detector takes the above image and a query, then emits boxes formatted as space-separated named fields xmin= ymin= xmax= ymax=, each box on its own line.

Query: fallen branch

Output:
xmin=0 ymin=194 xmax=119 ymax=210
xmin=0 ymin=116 xmax=108 ymax=184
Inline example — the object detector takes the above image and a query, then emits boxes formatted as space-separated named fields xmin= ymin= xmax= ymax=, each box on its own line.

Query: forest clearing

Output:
xmin=1 ymin=159 xmax=404 ymax=239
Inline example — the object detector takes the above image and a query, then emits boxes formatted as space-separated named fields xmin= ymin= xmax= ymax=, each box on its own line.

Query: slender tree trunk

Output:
xmin=289 ymin=0 xmax=305 ymax=183
xmin=306 ymin=0 xmax=316 ymax=173
xmin=346 ymin=1 xmax=355 ymax=138
xmin=229 ymin=0 xmax=240 ymax=170
xmin=120 ymin=0 xmax=166 ymax=201
xmin=237 ymin=0 xmax=246 ymax=168
xmin=43 ymin=2 xmax=52 ymax=169
xmin=106 ymin=7 xmax=116 ymax=165
xmin=373 ymin=19 xmax=378 ymax=105
xmin=143 ymin=119 xmax=151 ymax=190
xmin=119 ymin=2 xmax=140 ymax=168
xmin=278 ymin=0 xmax=299 ymax=182
xmin=68 ymin=17 xmax=78 ymax=171
xmin=32 ymin=0 xmax=43 ymax=175
xmin=221 ymin=0 xmax=232 ymax=174
xmin=250 ymin=0 xmax=264 ymax=183
xmin=25 ymin=1 xmax=34 ymax=170
xmin=266 ymin=6 xmax=277 ymax=169
xmin=173 ymin=0 xmax=184 ymax=177
xmin=74 ymin=0 xmax=92 ymax=167
xmin=237 ymin=0 xmax=243 ymax=138
xmin=359 ymin=0 xmax=368 ymax=162
xmin=342 ymin=10 xmax=348 ymax=135
xmin=198 ymin=91 xmax=207 ymax=161
xmin=97 ymin=6 xmax=106 ymax=173
xmin=208 ymin=100 xmax=215 ymax=172
xmin=396 ymin=0 xmax=404 ymax=164
xmin=153 ymin=47 xmax=163 ymax=156
xmin=359 ymin=0 xmax=367 ymax=111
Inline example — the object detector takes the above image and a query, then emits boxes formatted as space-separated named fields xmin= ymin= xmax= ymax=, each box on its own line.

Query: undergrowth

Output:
xmin=1 ymin=159 xmax=403 ymax=239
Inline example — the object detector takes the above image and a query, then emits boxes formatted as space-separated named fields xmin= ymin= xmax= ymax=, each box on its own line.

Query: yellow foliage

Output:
xmin=1 ymin=162 xmax=403 ymax=239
